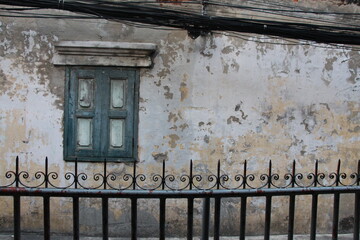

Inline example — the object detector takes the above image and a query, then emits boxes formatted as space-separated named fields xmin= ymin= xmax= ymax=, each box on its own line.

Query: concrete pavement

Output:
xmin=0 ymin=233 xmax=354 ymax=239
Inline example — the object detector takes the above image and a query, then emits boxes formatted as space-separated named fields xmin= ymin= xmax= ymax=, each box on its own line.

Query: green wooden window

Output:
xmin=64 ymin=67 xmax=138 ymax=162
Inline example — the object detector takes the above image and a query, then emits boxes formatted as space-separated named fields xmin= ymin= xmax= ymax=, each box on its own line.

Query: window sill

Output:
xmin=65 ymin=156 xmax=137 ymax=163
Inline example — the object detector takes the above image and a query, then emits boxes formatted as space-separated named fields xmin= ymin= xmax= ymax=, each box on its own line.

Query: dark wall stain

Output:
xmin=276 ymin=109 xmax=295 ymax=123
xmin=227 ymin=116 xmax=241 ymax=124
xmin=179 ymin=82 xmax=188 ymax=101
xmin=301 ymin=105 xmax=317 ymax=133
xmin=168 ymin=134 xmax=180 ymax=148
xmin=0 ymin=69 xmax=9 ymax=95
xmin=347 ymin=51 xmax=359 ymax=84
xmin=234 ymin=103 xmax=248 ymax=120
xmin=154 ymin=79 xmax=161 ymax=87
xmin=204 ymin=135 xmax=209 ymax=143
xmin=349 ymin=126 xmax=360 ymax=133
xmin=320 ymin=103 xmax=330 ymax=111
xmin=168 ymin=112 xmax=178 ymax=123
xmin=179 ymin=123 xmax=188 ymax=131
xmin=325 ymin=56 xmax=337 ymax=71
xmin=221 ymin=46 xmax=234 ymax=54
xmin=239 ymin=110 xmax=248 ymax=120
xmin=152 ymin=152 xmax=168 ymax=162
xmin=339 ymin=216 xmax=354 ymax=233
xmin=163 ymin=86 xmax=173 ymax=99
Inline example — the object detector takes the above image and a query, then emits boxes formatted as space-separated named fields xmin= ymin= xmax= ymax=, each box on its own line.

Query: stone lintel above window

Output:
xmin=53 ymin=41 xmax=157 ymax=67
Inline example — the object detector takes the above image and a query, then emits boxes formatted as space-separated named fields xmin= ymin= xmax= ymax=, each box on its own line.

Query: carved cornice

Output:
xmin=53 ymin=41 xmax=157 ymax=67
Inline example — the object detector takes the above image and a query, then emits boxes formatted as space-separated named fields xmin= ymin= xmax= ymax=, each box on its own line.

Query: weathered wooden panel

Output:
xmin=109 ymin=119 xmax=124 ymax=148
xmin=111 ymin=79 xmax=125 ymax=109
xmin=78 ymin=78 xmax=94 ymax=109
xmin=77 ymin=118 xmax=92 ymax=148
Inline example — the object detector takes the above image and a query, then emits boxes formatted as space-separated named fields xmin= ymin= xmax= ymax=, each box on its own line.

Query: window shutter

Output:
xmin=64 ymin=67 xmax=138 ymax=162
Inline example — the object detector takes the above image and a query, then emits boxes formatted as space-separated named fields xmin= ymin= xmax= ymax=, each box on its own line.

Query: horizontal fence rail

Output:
xmin=0 ymin=157 xmax=359 ymax=240
xmin=3 ymin=157 xmax=360 ymax=190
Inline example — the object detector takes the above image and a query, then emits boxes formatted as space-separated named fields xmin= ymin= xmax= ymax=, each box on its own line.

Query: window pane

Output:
xmin=111 ymin=79 xmax=125 ymax=109
xmin=78 ymin=78 xmax=94 ymax=109
xmin=77 ymin=118 xmax=92 ymax=148
xmin=110 ymin=119 xmax=124 ymax=148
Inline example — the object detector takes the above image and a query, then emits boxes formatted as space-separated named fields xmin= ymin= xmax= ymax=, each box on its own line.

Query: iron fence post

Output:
xmin=14 ymin=156 xmax=20 ymax=240
xmin=202 ymin=197 xmax=210 ymax=240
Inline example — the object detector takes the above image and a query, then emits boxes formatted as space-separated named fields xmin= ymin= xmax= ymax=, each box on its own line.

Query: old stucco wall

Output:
xmin=0 ymin=1 xmax=359 ymax=237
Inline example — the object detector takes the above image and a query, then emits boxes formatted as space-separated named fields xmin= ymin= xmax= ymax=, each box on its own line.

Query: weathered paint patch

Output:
xmin=167 ymin=134 xmax=180 ymax=148
xmin=152 ymin=151 xmax=168 ymax=162
xmin=179 ymin=82 xmax=188 ymax=101
xmin=163 ymin=85 xmax=173 ymax=99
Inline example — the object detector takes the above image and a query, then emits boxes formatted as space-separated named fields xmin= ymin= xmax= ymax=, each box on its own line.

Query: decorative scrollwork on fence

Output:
xmin=1 ymin=156 xmax=359 ymax=191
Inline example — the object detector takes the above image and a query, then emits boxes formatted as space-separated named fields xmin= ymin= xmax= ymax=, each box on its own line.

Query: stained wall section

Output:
xmin=0 ymin=5 xmax=359 ymax=237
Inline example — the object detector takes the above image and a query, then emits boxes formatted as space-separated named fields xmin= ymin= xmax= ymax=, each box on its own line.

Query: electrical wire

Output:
xmin=204 ymin=1 xmax=360 ymax=28
xmin=208 ymin=1 xmax=360 ymax=16
xmin=0 ymin=0 xmax=358 ymax=46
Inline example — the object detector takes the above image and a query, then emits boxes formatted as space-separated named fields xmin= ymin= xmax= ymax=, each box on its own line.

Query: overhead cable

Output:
xmin=0 ymin=0 xmax=358 ymax=45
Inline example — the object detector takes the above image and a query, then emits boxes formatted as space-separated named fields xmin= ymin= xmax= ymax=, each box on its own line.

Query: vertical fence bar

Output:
xmin=332 ymin=193 xmax=340 ymax=240
xmin=264 ymin=196 xmax=272 ymax=240
xmin=214 ymin=197 xmax=221 ymax=240
xmin=159 ymin=198 xmax=166 ymax=240
xmin=131 ymin=162 xmax=137 ymax=240
xmin=240 ymin=160 xmax=248 ymax=240
xmin=202 ymin=197 xmax=210 ymax=240
xmin=310 ymin=195 xmax=318 ymax=240
xmin=159 ymin=161 xmax=166 ymax=240
xmin=214 ymin=160 xmax=221 ymax=240
xmin=102 ymin=198 xmax=108 ymax=240
xmin=332 ymin=160 xmax=341 ymax=240
xmin=73 ymin=159 xmax=79 ymax=240
xmin=240 ymin=197 xmax=247 ymax=240
xmin=102 ymin=159 xmax=108 ymax=240
xmin=73 ymin=197 xmax=79 ymax=240
xmin=355 ymin=193 xmax=360 ymax=240
xmin=354 ymin=160 xmax=360 ymax=240
xmin=14 ymin=156 xmax=20 ymax=240
xmin=43 ymin=157 xmax=50 ymax=240
xmin=43 ymin=196 xmax=50 ymax=240
xmin=14 ymin=195 xmax=21 ymax=240
xmin=264 ymin=161 xmax=272 ymax=240
xmin=131 ymin=198 xmax=137 ymax=240
xmin=287 ymin=195 xmax=295 ymax=240
xmin=187 ymin=160 xmax=194 ymax=240
xmin=187 ymin=198 xmax=194 ymax=240
xmin=287 ymin=160 xmax=296 ymax=240
xmin=310 ymin=160 xmax=319 ymax=240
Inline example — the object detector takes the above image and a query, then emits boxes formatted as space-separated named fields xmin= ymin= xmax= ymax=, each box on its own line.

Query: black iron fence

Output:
xmin=0 ymin=157 xmax=360 ymax=240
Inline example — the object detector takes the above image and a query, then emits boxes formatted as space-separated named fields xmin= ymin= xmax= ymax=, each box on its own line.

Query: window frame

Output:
xmin=64 ymin=66 xmax=139 ymax=162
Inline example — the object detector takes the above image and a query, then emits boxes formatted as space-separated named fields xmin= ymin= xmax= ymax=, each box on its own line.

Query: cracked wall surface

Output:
xmin=0 ymin=1 xmax=360 ymax=237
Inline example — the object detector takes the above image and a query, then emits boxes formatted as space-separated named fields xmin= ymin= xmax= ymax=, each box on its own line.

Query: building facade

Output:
xmin=0 ymin=0 xmax=359 ymax=237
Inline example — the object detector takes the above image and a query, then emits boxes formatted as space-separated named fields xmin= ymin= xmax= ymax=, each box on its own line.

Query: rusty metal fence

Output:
xmin=0 ymin=157 xmax=360 ymax=240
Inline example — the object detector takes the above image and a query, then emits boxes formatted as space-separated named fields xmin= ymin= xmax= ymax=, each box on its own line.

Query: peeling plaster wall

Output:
xmin=140 ymin=33 xmax=360 ymax=167
xmin=0 ymin=2 xmax=360 ymax=237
